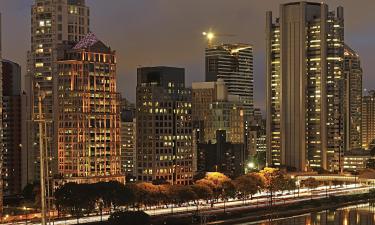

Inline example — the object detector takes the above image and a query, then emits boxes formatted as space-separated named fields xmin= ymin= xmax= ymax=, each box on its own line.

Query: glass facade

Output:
xmin=266 ymin=2 xmax=345 ymax=171
xmin=136 ymin=67 xmax=193 ymax=185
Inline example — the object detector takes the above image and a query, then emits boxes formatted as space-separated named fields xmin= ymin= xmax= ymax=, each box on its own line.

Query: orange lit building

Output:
xmin=55 ymin=33 xmax=123 ymax=183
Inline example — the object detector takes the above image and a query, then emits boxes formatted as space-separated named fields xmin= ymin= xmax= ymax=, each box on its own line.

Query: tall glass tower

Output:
xmin=205 ymin=43 xmax=254 ymax=117
xmin=266 ymin=2 xmax=345 ymax=171
xmin=25 ymin=0 xmax=90 ymax=184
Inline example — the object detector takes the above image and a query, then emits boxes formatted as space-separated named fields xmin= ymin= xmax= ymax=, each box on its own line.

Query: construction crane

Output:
xmin=202 ymin=30 xmax=236 ymax=47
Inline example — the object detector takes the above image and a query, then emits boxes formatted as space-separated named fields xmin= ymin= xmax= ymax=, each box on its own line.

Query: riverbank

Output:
xmin=151 ymin=190 xmax=375 ymax=225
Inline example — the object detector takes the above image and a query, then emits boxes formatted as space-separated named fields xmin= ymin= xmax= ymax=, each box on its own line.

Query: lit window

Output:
xmin=35 ymin=63 xmax=44 ymax=68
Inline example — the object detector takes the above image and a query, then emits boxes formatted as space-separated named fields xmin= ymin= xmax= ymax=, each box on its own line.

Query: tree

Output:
xmin=191 ymin=184 xmax=213 ymax=211
xmin=136 ymin=182 xmax=160 ymax=209
xmin=234 ymin=175 xmax=260 ymax=204
xmin=168 ymin=185 xmax=196 ymax=206
xmin=54 ymin=183 xmax=96 ymax=224
xmin=221 ymin=180 xmax=236 ymax=212
xmin=196 ymin=172 xmax=231 ymax=204
xmin=259 ymin=168 xmax=286 ymax=205
xmin=300 ymin=177 xmax=320 ymax=199
xmin=119 ymin=183 xmax=138 ymax=210
xmin=284 ymin=177 xmax=297 ymax=194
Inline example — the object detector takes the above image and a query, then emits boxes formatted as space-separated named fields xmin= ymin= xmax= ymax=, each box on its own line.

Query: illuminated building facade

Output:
xmin=26 ymin=0 xmax=90 ymax=183
xmin=247 ymin=109 xmax=266 ymax=167
xmin=362 ymin=91 xmax=375 ymax=150
xmin=192 ymin=79 xmax=244 ymax=144
xmin=197 ymin=130 xmax=245 ymax=178
xmin=205 ymin=43 xmax=254 ymax=117
xmin=136 ymin=67 xmax=193 ymax=185
xmin=55 ymin=33 xmax=122 ymax=182
xmin=2 ymin=60 xmax=22 ymax=196
xmin=120 ymin=100 xmax=136 ymax=181
xmin=343 ymin=149 xmax=372 ymax=172
xmin=266 ymin=2 xmax=345 ymax=171
xmin=343 ymin=44 xmax=362 ymax=151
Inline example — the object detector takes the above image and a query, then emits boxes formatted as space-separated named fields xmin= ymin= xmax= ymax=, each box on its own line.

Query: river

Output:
xmin=237 ymin=202 xmax=375 ymax=225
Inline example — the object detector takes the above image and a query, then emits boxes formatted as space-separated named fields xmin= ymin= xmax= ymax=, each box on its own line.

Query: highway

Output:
xmin=0 ymin=184 xmax=370 ymax=225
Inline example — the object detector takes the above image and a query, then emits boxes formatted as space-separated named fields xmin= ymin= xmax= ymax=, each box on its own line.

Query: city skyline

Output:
xmin=1 ymin=0 xmax=375 ymax=112
xmin=2 ymin=1 xmax=375 ymax=224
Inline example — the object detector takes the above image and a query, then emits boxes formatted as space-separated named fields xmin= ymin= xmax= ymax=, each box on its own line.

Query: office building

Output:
xmin=192 ymin=79 xmax=244 ymax=144
xmin=136 ymin=67 xmax=193 ymax=185
xmin=120 ymin=100 xmax=136 ymax=181
xmin=247 ymin=109 xmax=267 ymax=168
xmin=362 ymin=91 xmax=375 ymax=150
xmin=197 ymin=130 xmax=245 ymax=178
xmin=266 ymin=2 xmax=345 ymax=171
xmin=205 ymin=43 xmax=254 ymax=117
xmin=25 ymin=0 xmax=90 ymax=183
xmin=344 ymin=44 xmax=362 ymax=151
xmin=2 ymin=60 xmax=22 ymax=196
xmin=343 ymin=149 xmax=373 ymax=172
xmin=55 ymin=33 xmax=123 ymax=183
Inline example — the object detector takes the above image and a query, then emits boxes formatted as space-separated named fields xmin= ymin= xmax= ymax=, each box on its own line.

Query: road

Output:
xmin=0 ymin=184 xmax=370 ymax=225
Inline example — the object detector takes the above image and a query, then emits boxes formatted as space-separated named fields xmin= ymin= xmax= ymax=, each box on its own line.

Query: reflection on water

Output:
xmin=247 ymin=202 xmax=375 ymax=225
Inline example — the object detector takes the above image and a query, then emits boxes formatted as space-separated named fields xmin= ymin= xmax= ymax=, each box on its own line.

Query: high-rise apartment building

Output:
xmin=2 ymin=60 xmax=22 ymax=196
xmin=344 ymin=44 xmax=362 ymax=150
xmin=26 ymin=0 xmax=90 ymax=183
xmin=120 ymin=100 xmax=136 ymax=181
xmin=205 ymin=43 xmax=254 ymax=117
xmin=136 ymin=67 xmax=193 ymax=185
xmin=362 ymin=91 xmax=375 ymax=150
xmin=192 ymin=80 xmax=245 ymax=176
xmin=192 ymin=79 xmax=244 ymax=144
xmin=55 ymin=33 xmax=122 ymax=183
xmin=266 ymin=2 xmax=345 ymax=171
xmin=247 ymin=108 xmax=266 ymax=167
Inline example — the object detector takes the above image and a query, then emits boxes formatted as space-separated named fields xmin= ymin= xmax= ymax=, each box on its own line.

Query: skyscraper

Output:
xmin=266 ymin=2 xmax=345 ymax=171
xmin=192 ymin=80 xmax=245 ymax=176
xmin=205 ymin=43 xmax=254 ymax=117
xmin=2 ymin=60 xmax=22 ymax=196
xmin=120 ymin=99 xmax=136 ymax=181
xmin=192 ymin=79 xmax=244 ymax=144
xmin=362 ymin=91 xmax=375 ymax=150
xmin=136 ymin=67 xmax=193 ymax=185
xmin=26 ymin=0 xmax=90 ymax=183
xmin=55 ymin=33 xmax=122 ymax=183
xmin=344 ymin=44 xmax=362 ymax=151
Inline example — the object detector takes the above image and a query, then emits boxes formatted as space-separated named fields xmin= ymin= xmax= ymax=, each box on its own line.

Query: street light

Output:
xmin=248 ymin=162 xmax=255 ymax=169
xmin=23 ymin=206 xmax=28 ymax=225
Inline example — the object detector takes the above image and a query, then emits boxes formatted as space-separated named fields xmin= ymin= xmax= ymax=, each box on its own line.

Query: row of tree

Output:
xmin=54 ymin=168 xmax=321 ymax=222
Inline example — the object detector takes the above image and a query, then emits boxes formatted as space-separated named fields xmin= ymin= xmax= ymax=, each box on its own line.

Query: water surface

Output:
xmin=238 ymin=203 xmax=375 ymax=225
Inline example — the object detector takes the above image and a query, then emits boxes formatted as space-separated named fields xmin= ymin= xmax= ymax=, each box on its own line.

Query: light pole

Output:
xmin=23 ymin=206 xmax=28 ymax=225
xmin=246 ymin=162 xmax=255 ymax=174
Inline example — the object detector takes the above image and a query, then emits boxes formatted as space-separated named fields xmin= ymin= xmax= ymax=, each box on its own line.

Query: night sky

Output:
xmin=1 ymin=0 xmax=374 ymax=112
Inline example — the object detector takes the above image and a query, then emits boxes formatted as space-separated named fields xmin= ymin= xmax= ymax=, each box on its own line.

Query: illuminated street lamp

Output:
xmin=23 ymin=206 xmax=28 ymax=225
xmin=247 ymin=162 xmax=255 ymax=169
